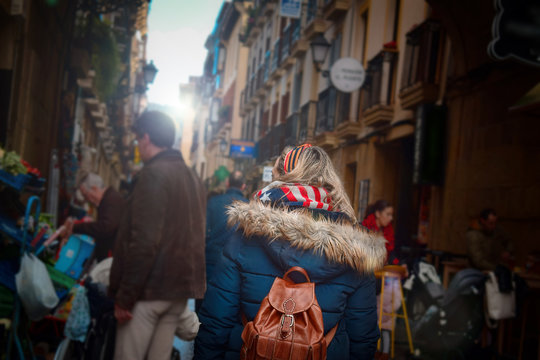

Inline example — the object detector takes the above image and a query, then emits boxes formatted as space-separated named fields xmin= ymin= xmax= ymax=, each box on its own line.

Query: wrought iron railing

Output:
xmin=256 ymin=65 xmax=264 ymax=90
xmin=263 ymin=50 xmax=270 ymax=82
xmin=306 ymin=0 xmax=318 ymax=25
xmin=299 ymin=102 xmax=310 ymax=142
xmin=336 ymin=92 xmax=351 ymax=125
xmin=315 ymin=87 xmax=337 ymax=134
xmin=271 ymin=38 xmax=281 ymax=73
xmin=271 ymin=123 xmax=286 ymax=158
xmin=284 ymin=113 xmax=299 ymax=146
xmin=281 ymin=26 xmax=291 ymax=63
xmin=257 ymin=133 xmax=271 ymax=164
xmin=291 ymin=20 xmax=301 ymax=46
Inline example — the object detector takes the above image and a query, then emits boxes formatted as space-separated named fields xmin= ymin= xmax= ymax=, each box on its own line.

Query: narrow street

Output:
xmin=1 ymin=0 xmax=540 ymax=359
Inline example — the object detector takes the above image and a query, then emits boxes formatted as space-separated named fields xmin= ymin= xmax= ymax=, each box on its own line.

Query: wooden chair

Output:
xmin=375 ymin=265 xmax=414 ymax=358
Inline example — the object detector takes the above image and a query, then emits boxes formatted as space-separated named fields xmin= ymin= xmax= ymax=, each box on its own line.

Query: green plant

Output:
xmin=90 ymin=17 xmax=121 ymax=101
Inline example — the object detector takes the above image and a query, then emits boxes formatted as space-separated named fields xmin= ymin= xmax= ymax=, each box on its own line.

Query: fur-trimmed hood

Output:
xmin=227 ymin=200 xmax=387 ymax=273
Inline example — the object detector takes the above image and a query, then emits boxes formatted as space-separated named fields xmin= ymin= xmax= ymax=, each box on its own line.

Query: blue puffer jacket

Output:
xmin=206 ymin=188 xmax=247 ymax=280
xmin=195 ymin=200 xmax=386 ymax=360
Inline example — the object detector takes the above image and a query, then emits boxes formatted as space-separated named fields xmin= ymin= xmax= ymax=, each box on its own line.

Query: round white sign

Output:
xmin=329 ymin=57 xmax=366 ymax=93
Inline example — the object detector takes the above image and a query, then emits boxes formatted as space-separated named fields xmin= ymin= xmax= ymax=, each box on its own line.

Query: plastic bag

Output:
xmin=64 ymin=286 xmax=90 ymax=342
xmin=485 ymin=271 xmax=515 ymax=320
xmin=175 ymin=300 xmax=200 ymax=341
xmin=15 ymin=253 xmax=59 ymax=321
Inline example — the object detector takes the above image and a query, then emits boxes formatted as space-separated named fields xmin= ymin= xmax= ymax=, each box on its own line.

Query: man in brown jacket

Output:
xmin=109 ymin=111 xmax=206 ymax=360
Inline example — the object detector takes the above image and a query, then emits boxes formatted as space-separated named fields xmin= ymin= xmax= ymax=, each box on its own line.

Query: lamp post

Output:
xmin=310 ymin=34 xmax=331 ymax=76
xmin=134 ymin=60 xmax=159 ymax=116
xmin=143 ymin=60 xmax=158 ymax=86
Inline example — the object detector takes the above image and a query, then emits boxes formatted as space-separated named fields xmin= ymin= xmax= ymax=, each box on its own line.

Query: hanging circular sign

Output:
xmin=329 ymin=57 xmax=366 ymax=93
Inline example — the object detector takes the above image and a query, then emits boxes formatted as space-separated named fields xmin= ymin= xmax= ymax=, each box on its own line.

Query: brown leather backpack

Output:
xmin=240 ymin=266 xmax=338 ymax=360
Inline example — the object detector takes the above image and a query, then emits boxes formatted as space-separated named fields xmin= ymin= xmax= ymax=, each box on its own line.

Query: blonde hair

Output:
xmin=276 ymin=146 xmax=356 ymax=221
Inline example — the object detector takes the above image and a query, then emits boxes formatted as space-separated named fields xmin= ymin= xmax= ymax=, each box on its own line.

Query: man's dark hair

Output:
xmin=480 ymin=208 xmax=496 ymax=220
xmin=228 ymin=170 xmax=245 ymax=189
xmin=133 ymin=111 xmax=176 ymax=148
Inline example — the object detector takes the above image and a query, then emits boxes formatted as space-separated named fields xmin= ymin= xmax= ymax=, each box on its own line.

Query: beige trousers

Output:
xmin=114 ymin=299 xmax=186 ymax=360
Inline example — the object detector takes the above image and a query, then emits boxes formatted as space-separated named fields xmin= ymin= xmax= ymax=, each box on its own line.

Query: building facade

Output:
xmin=1 ymin=0 xmax=151 ymax=224
xmin=197 ymin=0 xmax=540 ymax=263
xmin=190 ymin=1 xmax=250 ymax=189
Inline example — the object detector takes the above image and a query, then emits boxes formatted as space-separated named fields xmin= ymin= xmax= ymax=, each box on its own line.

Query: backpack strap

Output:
xmin=324 ymin=322 xmax=339 ymax=344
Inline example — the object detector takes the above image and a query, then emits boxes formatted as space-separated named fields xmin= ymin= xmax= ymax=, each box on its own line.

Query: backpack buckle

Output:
xmin=280 ymin=314 xmax=294 ymax=339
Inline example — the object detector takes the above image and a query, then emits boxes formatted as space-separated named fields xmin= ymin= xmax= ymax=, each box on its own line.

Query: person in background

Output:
xmin=63 ymin=172 xmax=126 ymax=262
xmin=362 ymin=200 xmax=398 ymax=265
xmin=466 ymin=208 xmax=514 ymax=271
xmin=195 ymin=144 xmax=386 ymax=359
xmin=362 ymin=200 xmax=400 ymax=359
xmin=205 ymin=170 xmax=247 ymax=283
xmin=109 ymin=111 xmax=206 ymax=360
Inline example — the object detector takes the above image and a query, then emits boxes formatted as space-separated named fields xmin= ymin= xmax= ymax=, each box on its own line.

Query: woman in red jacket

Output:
xmin=362 ymin=200 xmax=399 ymax=265
xmin=362 ymin=200 xmax=401 ymax=358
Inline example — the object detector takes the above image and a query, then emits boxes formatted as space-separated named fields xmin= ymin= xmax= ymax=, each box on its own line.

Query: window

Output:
xmin=316 ymin=88 xmax=337 ymax=134
xmin=357 ymin=179 xmax=370 ymax=221
xmin=291 ymin=71 xmax=303 ymax=113
xmin=385 ymin=0 xmax=401 ymax=43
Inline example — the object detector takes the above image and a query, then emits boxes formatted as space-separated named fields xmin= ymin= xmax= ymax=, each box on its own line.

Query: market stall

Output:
xmin=0 ymin=148 xmax=90 ymax=359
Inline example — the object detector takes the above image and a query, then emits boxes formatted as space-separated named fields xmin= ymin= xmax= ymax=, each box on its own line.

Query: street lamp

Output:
xmin=310 ymin=34 xmax=331 ymax=74
xmin=219 ymin=138 xmax=228 ymax=155
xmin=143 ymin=60 xmax=158 ymax=85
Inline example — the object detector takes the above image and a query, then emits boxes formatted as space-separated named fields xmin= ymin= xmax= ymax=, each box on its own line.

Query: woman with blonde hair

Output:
xmin=195 ymin=144 xmax=386 ymax=359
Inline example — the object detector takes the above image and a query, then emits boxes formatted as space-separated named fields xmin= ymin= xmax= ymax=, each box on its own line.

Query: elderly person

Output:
xmin=195 ymin=144 xmax=386 ymax=360
xmin=63 ymin=172 xmax=125 ymax=262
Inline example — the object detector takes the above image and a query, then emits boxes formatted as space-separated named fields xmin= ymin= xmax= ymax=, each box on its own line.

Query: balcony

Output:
xmin=290 ymin=21 xmax=309 ymax=58
xmin=280 ymin=25 xmax=295 ymax=70
xmin=298 ymin=101 xmax=317 ymax=143
xmin=248 ymin=74 xmax=260 ymax=105
xmin=313 ymin=87 xmax=339 ymax=149
xmin=315 ymin=87 xmax=337 ymax=135
xmin=323 ymin=0 xmax=351 ymax=21
xmin=256 ymin=65 xmax=266 ymax=99
xmin=270 ymin=123 xmax=286 ymax=158
xmin=399 ymin=20 xmax=443 ymax=109
xmin=240 ymin=89 xmax=247 ymax=116
xmin=304 ymin=0 xmax=329 ymax=40
xmin=257 ymin=133 xmax=271 ymax=164
xmin=336 ymin=120 xmax=362 ymax=139
xmin=284 ymin=113 xmax=299 ymax=146
xmin=263 ymin=1 xmax=276 ymax=17
xmin=270 ymin=38 xmax=284 ymax=80
xmin=263 ymin=51 xmax=270 ymax=83
xmin=333 ymin=92 xmax=361 ymax=139
xmin=362 ymin=49 xmax=398 ymax=127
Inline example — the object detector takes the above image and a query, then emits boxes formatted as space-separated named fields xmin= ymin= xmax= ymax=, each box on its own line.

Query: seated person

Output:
xmin=466 ymin=208 xmax=514 ymax=271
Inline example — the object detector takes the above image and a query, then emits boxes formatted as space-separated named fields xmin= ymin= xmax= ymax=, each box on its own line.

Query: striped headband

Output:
xmin=283 ymin=144 xmax=312 ymax=173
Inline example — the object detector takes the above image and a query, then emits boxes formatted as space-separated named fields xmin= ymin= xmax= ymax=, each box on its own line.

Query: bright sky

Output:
xmin=146 ymin=0 xmax=224 ymax=108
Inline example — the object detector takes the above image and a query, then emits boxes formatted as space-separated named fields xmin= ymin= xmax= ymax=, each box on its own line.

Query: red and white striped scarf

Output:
xmin=254 ymin=181 xmax=334 ymax=211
